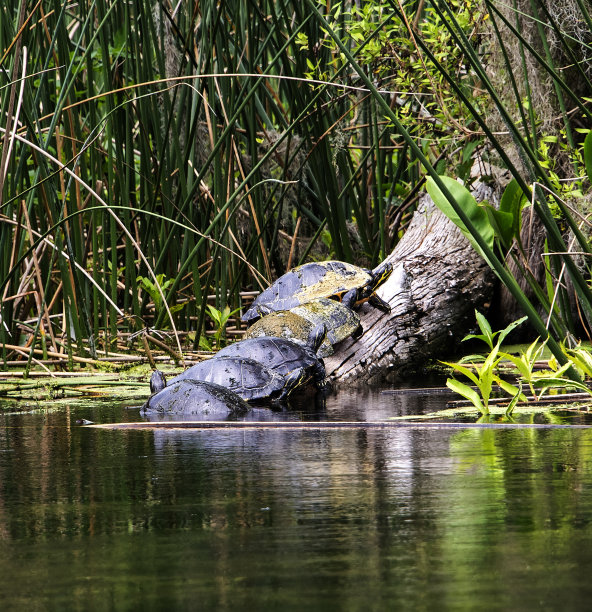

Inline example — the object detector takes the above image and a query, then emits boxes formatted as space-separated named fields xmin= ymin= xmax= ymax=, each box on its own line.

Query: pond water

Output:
xmin=2 ymin=387 xmax=592 ymax=610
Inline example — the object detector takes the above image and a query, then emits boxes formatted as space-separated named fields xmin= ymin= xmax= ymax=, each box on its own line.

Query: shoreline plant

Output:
xmin=444 ymin=310 xmax=592 ymax=416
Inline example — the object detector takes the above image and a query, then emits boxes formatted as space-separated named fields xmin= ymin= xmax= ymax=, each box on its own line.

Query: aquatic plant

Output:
xmin=444 ymin=311 xmax=592 ymax=415
xmin=442 ymin=312 xmax=528 ymax=414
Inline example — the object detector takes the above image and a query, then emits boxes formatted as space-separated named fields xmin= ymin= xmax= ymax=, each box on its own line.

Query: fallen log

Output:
xmin=325 ymin=191 xmax=495 ymax=384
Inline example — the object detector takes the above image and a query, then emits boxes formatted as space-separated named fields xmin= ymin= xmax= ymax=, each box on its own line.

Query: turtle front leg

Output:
xmin=311 ymin=359 xmax=327 ymax=390
xmin=341 ymin=288 xmax=358 ymax=309
xmin=368 ymin=293 xmax=391 ymax=313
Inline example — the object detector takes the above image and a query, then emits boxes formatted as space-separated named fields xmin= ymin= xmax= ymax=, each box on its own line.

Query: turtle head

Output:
xmin=280 ymin=368 xmax=310 ymax=400
xmin=371 ymin=261 xmax=393 ymax=290
xmin=150 ymin=369 xmax=167 ymax=394
xmin=308 ymin=324 xmax=328 ymax=354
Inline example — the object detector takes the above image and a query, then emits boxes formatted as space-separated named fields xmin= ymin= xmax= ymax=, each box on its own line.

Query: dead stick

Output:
xmin=3 ymin=343 xmax=110 ymax=366
xmin=141 ymin=334 xmax=157 ymax=369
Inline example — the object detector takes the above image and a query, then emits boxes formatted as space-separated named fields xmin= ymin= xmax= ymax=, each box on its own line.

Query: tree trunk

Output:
xmin=324 ymin=194 xmax=495 ymax=384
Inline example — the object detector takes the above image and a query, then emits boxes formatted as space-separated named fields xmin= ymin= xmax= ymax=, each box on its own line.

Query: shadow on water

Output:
xmin=1 ymin=386 xmax=592 ymax=609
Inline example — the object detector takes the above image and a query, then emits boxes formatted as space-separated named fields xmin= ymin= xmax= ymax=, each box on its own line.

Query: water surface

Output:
xmin=1 ymin=388 xmax=592 ymax=610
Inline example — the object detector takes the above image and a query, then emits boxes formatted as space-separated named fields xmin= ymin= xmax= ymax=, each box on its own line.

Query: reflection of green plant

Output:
xmin=137 ymin=274 xmax=186 ymax=329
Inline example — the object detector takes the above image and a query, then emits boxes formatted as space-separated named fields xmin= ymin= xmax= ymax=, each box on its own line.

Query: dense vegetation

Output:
xmin=1 ymin=0 xmax=591 ymax=372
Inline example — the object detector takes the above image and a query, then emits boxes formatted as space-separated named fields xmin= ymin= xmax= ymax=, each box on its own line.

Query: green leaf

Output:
xmin=497 ymin=378 xmax=527 ymax=402
xmin=198 ymin=335 xmax=212 ymax=351
xmin=446 ymin=378 xmax=486 ymax=413
xmin=499 ymin=352 xmax=534 ymax=381
xmin=505 ymin=382 xmax=524 ymax=417
xmin=496 ymin=316 xmax=528 ymax=345
xmin=565 ymin=347 xmax=592 ymax=377
xmin=441 ymin=361 xmax=479 ymax=386
xmin=584 ymin=131 xmax=592 ymax=185
xmin=531 ymin=377 xmax=591 ymax=396
xmin=426 ymin=176 xmax=494 ymax=260
xmin=475 ymin=310 xmax=493 ymax=346
xmin=483 ymin=204 xmax=515 ymax=249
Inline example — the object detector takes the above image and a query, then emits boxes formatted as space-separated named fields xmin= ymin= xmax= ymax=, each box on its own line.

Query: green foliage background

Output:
xmin=1 ymin=0 xmax=591 ymax=366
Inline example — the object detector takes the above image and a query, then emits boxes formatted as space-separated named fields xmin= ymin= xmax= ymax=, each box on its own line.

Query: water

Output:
xmin=1 ymin=388 xmax=592 ymax=610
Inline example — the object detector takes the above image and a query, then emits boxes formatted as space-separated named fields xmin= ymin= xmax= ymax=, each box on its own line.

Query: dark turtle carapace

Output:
xmin=165 ymin=356 xmax=297 ymax=402
xmin=242 ymin=260 xmax=392 ymax=322
xmin=142 ymin=379 xmax=251 ymax=421
xmin=215 ymin=335 xmax=326 ymax=391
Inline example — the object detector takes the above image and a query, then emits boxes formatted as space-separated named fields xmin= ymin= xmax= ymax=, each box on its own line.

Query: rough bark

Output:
xmin=325 ymin=194 xmax=495 ymax=384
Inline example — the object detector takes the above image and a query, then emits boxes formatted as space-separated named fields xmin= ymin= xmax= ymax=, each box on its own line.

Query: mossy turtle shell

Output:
xmin=245 ymin=311 xmax=335 ymax=357
xmin=291 ymin=298 xmax=362 ymax=346
xmin=215 ymin=336 xmax=326 ymax=388
xmin=242 ymin=260 xmax=391 ymax=322
xmin=167 ymin=356 xmax=286 ymax=402
xmin=142 ymin=379 xmax=250 ymax=420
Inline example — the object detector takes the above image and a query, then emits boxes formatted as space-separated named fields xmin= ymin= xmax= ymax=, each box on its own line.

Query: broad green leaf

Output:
xmin=441 ymin=361 xmax=479 ymax=385
xmin=426 ymin=176 xmax=494 ymax=260
xmin=475 ymin=310 xmax=493 ymax=347
xmin=496 ymin=316 xmax=528 ymax=345
xmin=482 ymin=346 xmax=502 ymax=374
xmin=458 ymin=353 xmax=492 ymax=364
xmin=531 ymin=377 xmax=591 ymax=395
xmin=198 ymin=335 xmax=212 ymax=351
xmin=499 ymin=178 xmax=529 ymax=240
xmin=499 ymin=352 xmax=534 ymax=381
xmin=462 ymin=333 xmax=490 ymax=344
xmin=483 ymin=204 xmax=515 ymax=248
xmin=566 ymin=347 xmax=592 ymax=377
xmin=446 ymin=378 xmax=486 ymax=413
xmin=497 ymin=378 xmax=527 ymax=401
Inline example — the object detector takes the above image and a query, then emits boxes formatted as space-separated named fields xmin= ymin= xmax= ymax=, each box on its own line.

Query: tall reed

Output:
xmin=0 ymin=0 xmax=446 ymax=362
xmin=2 ymin=0 xmax=589 ymax=370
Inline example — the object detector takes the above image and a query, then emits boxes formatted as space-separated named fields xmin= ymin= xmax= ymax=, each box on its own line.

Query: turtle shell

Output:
xmin=167 ymin=356 xmax=286 ymax=402
xmin=245 ymin=310 xmax=335 ymax=357
xmin=242 ymin=261 xmax=373 ymax=322
xmin=291 ymin=298 xmax=362 ymax=346
xmin=142 ymin=379 xmax=251 ymax=421
xmin=215 ymin=336 xmax=325 ymax=387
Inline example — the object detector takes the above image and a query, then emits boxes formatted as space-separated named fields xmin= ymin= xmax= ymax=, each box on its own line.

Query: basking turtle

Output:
xmin=245 ymin=310 xmax=334 ymax=357
xmin=165 ymin=356 xmax=298 ymax=402
xmin=242 ymin=260 xmax=392 ymax=322
xmin=215 ymin=335 xmax=326 ymax=391
xmin=291 ymin=298 xmax=363 ymax=347
xmin=142 ymin=379 xmax=251 ymax=421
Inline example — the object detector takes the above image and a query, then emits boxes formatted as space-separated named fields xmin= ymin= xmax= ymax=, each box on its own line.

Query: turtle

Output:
xmin=164 ymin=356 xmax=299 ymax=402
xmin=142 ymin=379 xmax=251 ymax=421
xmin=244 ymin=310 xmax=335 ymax=357
xmin=214 ymin=334 xmax=326 ymax=391
xmin=241 ymin=260 xmax=392 ymax=322
xmin=291 ymin=298 xmax=363 ymax=347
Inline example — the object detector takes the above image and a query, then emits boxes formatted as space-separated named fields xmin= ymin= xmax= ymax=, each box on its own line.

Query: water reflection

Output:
xmin=1 ymin=394 xmax=592 ymax=609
